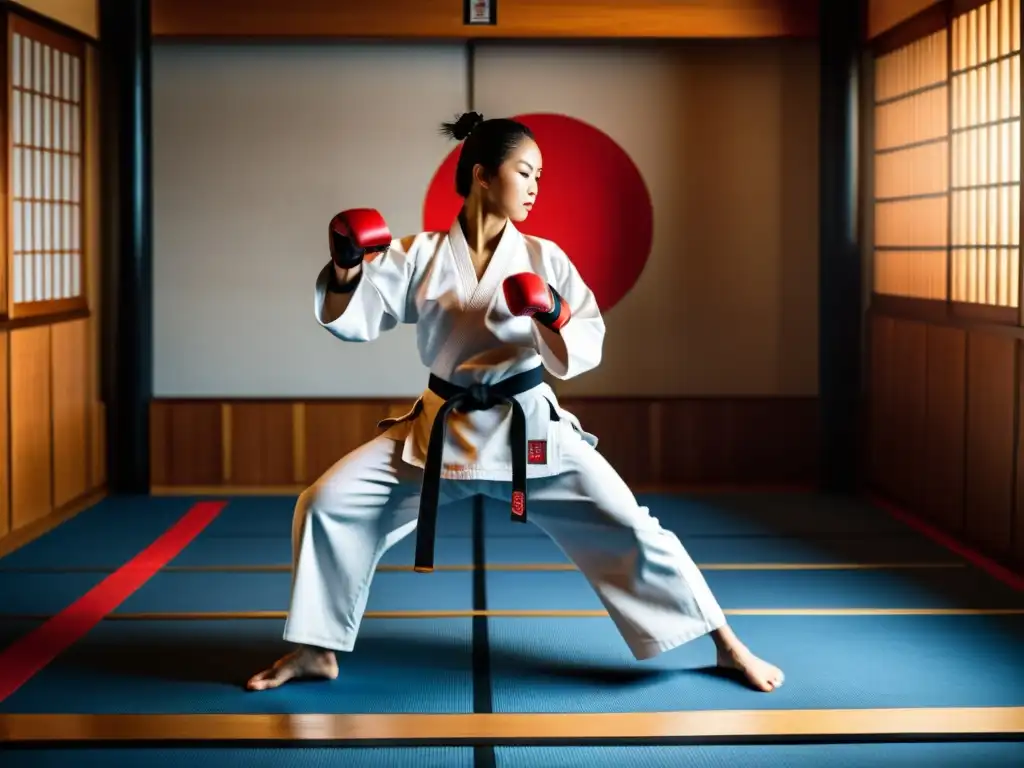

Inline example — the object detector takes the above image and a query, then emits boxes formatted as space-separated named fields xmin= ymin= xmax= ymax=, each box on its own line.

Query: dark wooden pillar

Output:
xmin=818 ymin=0 xmax=865 ymax=493
xmin=100 ymin=0 xmax=153 ymax=493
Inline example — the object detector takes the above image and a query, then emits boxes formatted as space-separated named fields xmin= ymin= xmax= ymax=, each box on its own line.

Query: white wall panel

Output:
xmin=152 ymin=43 xmax=468 ymax=396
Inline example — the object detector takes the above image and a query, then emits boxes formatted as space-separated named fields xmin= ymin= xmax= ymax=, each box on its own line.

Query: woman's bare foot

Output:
xmin=716 ymin=646 xmax=785 ymax=692
xmin=710 ymin=626 xmax=784 ymax=692
xmin=246 ymin=645 xmax=339 ymax=691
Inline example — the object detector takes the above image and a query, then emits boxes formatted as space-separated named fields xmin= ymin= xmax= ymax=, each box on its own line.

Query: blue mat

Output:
xmin=11 ymin=564 xmax=1005 ymax=616
xmin=0 ymin=497 xmax=201 ymax=569
xmin=2 ymin=614 xmax=1021 ymax=715
xmin=2 ymin=489 xmax=1021 ymax=758
xmin=169 ymin=533 xmax=473 ymax=569
xmin=201 ymin=498 xmax=475 ymax=539
xmin=481 ymin=493 xmax=913 ymax=539
xmin=161 ymin=527 xmax=964 ymax=570
xmin=0 ymin=618 xmax=474 ymax=714
xmin=485 ymin=568 xmax=1024 ymax=611
xmin=494 ymin=743 xmax=1024 ymax=767
xmin=0 ymin=572 xmax=108 ymax=614
xmin=487 ymin=614 xmax=1024 ymax=712
xmin=483 ymin=532 xmax=962 ymax=565
xmin=7 ymin=563 xmax=1012 ymax=616
xmin=115 ymin=571 xmax=474 ymax=614
xmin=1 ymin=744 xmax=1022 ymax=768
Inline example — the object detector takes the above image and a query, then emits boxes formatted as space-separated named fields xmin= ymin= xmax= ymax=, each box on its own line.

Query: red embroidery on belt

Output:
xmin=511 ymin=491 xmax=525 ymax=516
xmin=528 ymin=440 xmax=547 ymax=464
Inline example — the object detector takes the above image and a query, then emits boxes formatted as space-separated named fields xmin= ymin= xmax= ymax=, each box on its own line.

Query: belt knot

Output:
xmin=464 ymin=383 xmax=496 ymax=410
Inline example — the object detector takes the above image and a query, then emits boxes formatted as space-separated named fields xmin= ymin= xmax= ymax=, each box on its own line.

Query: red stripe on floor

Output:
xmin=870 ymin=494 xmax=1024 ymax=591
xmin=0 ymin=500 xmax=226 ymax=702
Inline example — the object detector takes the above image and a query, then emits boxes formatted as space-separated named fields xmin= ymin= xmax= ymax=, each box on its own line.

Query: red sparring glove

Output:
xmin=502 ymin=272 xmax=571 ymax=332
xmin=329 ymin=208 xmax=392 ymax=269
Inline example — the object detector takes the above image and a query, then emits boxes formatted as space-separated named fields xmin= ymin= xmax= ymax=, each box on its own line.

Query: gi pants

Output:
xmin=283 ymin=419 xmax=727 ymax=660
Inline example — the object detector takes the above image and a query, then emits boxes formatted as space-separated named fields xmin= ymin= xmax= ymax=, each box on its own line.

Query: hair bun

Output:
xmin=440 ymin=111 xmax=485 ymax=142
xmin=454 ymin=111 xmax=484 ymax=140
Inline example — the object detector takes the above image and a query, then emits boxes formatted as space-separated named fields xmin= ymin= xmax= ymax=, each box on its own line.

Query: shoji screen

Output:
xmin=872 ymin=0 xmax=1022 ymax=308
xmin=873 ymin=29 xmax=950 ymax=300
xmin=7 ymin=14 xmax=86 ymax=319
xmin=951 ymin=0 xmax=1020 ymax=306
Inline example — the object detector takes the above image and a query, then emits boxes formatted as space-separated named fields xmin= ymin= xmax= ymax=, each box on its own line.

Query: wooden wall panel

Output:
xmin=868 ymin=315 xmax=897 ymax=499
xmin=0 ymin=314 xmax=103 ymax=546
xmin=150 ymin=397 xmax=819 ymax=492
xmin=9 ymin=326 xmax=52 ymax=530
xmin=867 ymin=310 xmax=1024 ymax=574
xmin=303 ymin=401 xmax=410 ymax=485
xmin=964 ymin=331 xmax=1017 ymax=559
xmin=923 ymin=325 xmax=966 ymax=533
xmin=151 ymin=0 xmax=820 ymax=39
xmin=149 ymin=401 xmax=224 ymax=487
xmin=658 ymin=398 xmax=818 ymax=486
xmin=893 ymin=320 xmax=929 ymax=508
xmin=50 ymin=319 xmax=90 ymax=509
xmin=0 ymin=332 xmax=8 ymax=539
xmin=227 ymin=402 xmax=295 ymax=486
xmin=558 ymin=399 xmax=658 ymax=485
xmin=867 ymin=315 xmax=929 ymax=507
xmin=1016 ymin=343 xmax=1024 ymax=569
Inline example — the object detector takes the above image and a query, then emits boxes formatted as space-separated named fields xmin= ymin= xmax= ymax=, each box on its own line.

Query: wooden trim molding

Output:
xmin=0 ymin=707 xmax=1021 ymax=744
xmin=150 ymin=0 xmax=821 ymax=40
xmin=3 ymin=1 xmax=99 ymax=43
xmin=869 ymin=1 xmax=947 ymax=52
xmin=0 ymin=307 xmax=89 ymax=330
xmin=870 ymin=295 xmax=1024 ymax=337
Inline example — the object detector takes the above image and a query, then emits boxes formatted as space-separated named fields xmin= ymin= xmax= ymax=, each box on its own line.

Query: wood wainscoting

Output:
xmin=867 ymin=308 xmax=1024 ymax=574
xmin=1 ymin=316 xmax=106 ymax=543
xmin=149 ymin=396 xmax=818 ymax=493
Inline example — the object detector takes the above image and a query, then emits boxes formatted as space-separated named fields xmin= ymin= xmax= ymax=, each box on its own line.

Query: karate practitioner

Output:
xmin=247 ymin=112 xmax=784 ymax=693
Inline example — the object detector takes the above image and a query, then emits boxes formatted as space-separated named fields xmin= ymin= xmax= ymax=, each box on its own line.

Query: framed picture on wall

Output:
xmin=464 ymin=0 xmax=497 ymax=26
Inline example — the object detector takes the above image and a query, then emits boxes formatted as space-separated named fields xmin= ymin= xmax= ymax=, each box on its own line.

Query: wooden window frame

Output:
xmin=2 ymin=11 xmax=88 ymax=323
xmin=869 ymin=0 xmax=1023 ymax=327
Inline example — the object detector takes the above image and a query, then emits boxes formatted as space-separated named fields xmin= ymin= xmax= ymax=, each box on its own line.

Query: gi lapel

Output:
xmin=467 ymin=219 xmax=520 ymax=312
xmin=431 ymin=218 xmax=521 ymax=378
xmin=447 ymin=218 xmax=481 ymax=308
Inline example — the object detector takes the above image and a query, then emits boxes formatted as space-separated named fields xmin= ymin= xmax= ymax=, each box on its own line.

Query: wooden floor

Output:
xmin=3 ymin=707 xmax=1024 ymax=744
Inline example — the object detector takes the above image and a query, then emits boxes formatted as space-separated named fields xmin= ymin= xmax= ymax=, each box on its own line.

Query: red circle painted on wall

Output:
xmin=422 ymin=113 xmax=653 ymax=313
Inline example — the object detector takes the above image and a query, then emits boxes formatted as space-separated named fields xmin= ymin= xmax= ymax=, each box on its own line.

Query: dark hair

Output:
xmin=439 ymin=111 xmax=535 ymax=197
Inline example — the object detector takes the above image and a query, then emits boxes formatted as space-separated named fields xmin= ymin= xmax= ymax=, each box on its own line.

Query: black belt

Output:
xmin=414 ymin=366 xmax=544 ymax=573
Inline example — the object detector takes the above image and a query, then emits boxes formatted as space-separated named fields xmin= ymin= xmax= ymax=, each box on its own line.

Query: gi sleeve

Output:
xmin=314 ymin=235 xmax=418 ymax=342
xmin=533 ymin=245 xmax=605 ymax=380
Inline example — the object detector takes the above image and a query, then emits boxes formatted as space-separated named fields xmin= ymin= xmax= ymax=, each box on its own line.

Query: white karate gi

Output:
xmin=284 ymin=217 xmax=726 ymax=660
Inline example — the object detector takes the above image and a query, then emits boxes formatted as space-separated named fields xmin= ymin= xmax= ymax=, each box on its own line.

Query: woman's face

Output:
xmin=477 ymin=137 xmax=542 ymax=223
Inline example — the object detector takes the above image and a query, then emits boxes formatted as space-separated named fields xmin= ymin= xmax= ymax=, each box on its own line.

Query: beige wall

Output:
xmin=151 ymin=40 xmax=820 ymax=398
xmin=476 ymin=41 xmax=819 ymax=397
